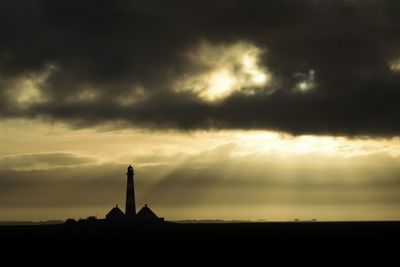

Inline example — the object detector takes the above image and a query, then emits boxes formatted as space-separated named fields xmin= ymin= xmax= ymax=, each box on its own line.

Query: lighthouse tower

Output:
xmin=125 ymin=165 xmax=136 ymax=216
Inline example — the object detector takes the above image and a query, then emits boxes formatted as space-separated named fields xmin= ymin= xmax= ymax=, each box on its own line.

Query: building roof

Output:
xmin=136 ymin=204 xmax=159 ymax=219
xmin=106 ymin=205 xmax=125 ymax=218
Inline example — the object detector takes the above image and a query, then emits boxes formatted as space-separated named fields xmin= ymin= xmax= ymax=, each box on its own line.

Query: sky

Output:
xmin=1 ymin=0 xmax=400 ymax=221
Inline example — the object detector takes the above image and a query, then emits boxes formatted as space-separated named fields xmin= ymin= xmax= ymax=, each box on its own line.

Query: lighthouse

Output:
xmin=125 ymin=165 xmax=136 ymax=216
xmin=106 ymin=164 xmax=164 ymax=222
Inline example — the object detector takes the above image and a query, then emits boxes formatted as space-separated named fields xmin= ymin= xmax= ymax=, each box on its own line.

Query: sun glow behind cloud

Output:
xmin=7 ymin=65 xmax=56 ymax=108
xmin=177 ymin=42 xmax=271 ymax=101
xmin=389 ymin=59 xmax=400 ymax=72
xmin=294 ymin=70 xmax=315 ymax=93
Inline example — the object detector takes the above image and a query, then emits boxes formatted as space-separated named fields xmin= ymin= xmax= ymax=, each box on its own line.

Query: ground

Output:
xmin=1 ymin=221 xmax=398 ymax=264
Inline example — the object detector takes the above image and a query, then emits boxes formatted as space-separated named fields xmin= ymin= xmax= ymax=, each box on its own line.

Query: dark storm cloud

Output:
xmin=1 ymin=0 xmax=400 ymax=136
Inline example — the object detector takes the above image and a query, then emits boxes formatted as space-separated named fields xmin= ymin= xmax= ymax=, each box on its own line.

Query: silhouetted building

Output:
xmin=106 ymin=205 xmax=125 ymax=220
xmin=136 ymin=204 xmax=164 ymax=222
xmin=125 ymin=165 xmax=136 ymax=216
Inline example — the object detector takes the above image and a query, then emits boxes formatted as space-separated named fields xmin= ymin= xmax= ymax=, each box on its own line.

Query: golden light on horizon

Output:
xmin=2 ymin=119 xmax=400 ymax=221
xmin=2 ymin=119 xmax=400 ymax=165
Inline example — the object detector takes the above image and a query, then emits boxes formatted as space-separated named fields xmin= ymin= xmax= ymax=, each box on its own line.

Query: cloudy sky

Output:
xmin=1 ymin=0 xmax=400 ymax=221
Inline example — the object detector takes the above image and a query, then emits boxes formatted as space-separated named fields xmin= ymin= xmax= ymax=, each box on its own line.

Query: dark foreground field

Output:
xmin=1 ymin=221 xmax=400 ymax=245
xmin=1 ymin=221 xmax=399 ymax=262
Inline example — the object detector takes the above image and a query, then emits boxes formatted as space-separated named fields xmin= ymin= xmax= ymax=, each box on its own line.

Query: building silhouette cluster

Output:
xmin=106 ymin=165 xmax=164 ymax=223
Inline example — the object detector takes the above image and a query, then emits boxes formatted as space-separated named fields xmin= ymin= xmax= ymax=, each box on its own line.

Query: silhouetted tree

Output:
xmin=65 ymin=218 xmax=76 ymax=224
